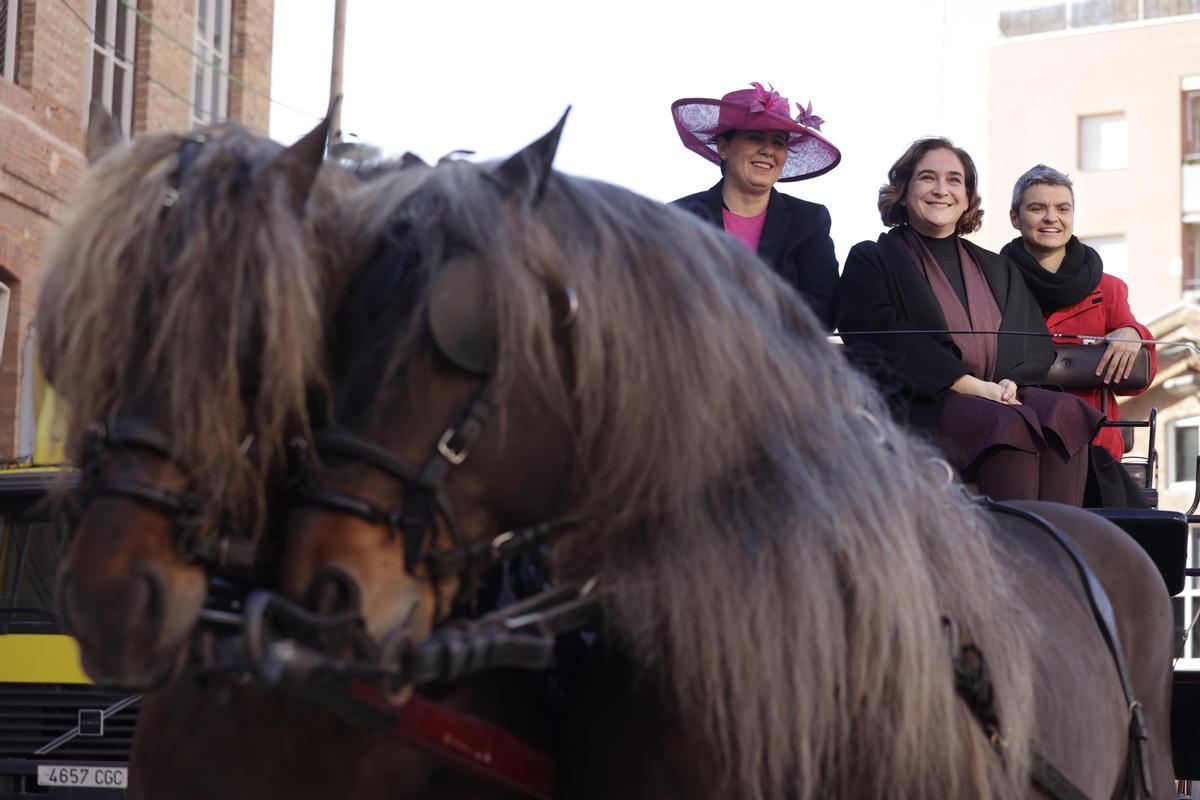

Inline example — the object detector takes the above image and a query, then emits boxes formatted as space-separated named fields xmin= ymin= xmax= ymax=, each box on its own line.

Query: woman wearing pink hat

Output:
xmin=671 ymin=82 xmax=842 ymax=329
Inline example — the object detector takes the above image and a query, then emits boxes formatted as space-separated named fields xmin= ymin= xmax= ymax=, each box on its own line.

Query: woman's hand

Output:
xmin=1095 ymin=326 xmax=1142 ymax=384
xmin=950 ymin=375 xmax=1022 ymax=405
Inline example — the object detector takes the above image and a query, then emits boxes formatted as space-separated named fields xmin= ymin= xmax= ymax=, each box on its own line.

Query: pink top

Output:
xmin=721 ymin=208 xmax=768 ymax=252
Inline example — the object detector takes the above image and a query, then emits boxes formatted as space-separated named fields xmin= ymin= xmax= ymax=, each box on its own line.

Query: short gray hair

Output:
xmin=1011 ymin=164 xmax=1073 ymax=211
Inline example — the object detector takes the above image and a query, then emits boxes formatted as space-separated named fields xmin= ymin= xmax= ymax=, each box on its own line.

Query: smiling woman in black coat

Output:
xmin=670 ymin=82 xmax=841 ymax=329
xmin=836 ymin=137 xmax=1101 ymax=505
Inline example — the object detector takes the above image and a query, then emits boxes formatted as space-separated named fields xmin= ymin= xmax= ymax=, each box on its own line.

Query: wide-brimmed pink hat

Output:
xmin=672 ymin=82 xmax=841 ymax=182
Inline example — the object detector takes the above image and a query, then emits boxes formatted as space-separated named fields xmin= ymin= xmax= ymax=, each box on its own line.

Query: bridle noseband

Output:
xmin=78 ymin=416 xmax=258 ymax=571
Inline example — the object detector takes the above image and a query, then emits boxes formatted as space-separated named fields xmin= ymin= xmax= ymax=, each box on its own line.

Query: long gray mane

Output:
xmin=38 ymin=122 xmax=347 ymax=530
xmin=339 ymin=158 xmax=1038 ymax=799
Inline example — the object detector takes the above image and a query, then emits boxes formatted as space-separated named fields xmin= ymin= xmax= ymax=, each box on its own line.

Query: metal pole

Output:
xmin=328 ymin=0 xmax=347 ymax=147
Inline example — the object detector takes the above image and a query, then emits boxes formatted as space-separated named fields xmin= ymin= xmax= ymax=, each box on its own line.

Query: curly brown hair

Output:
xmin=877 ymin=137 xmax=983 ymax=235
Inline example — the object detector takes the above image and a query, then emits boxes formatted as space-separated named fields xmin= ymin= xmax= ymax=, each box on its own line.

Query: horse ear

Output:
xmin=491 ymin=107 xmax=570 ymax=203
xmin=85 ymin=99 xmax=124 ymax=164
xmin=400 ymin=152 xmax=429 ymax=169
xmin=427 ymin=257 xmax=496 ymax=374
xmin=275 ymin=96 xmax=340 ymax=210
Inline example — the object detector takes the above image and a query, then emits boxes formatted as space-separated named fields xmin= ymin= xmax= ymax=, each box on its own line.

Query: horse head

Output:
xmin=279 ymin=116 xmax=585 ymax=668
xmin=38 ymin=106 xmax=337 ymax=687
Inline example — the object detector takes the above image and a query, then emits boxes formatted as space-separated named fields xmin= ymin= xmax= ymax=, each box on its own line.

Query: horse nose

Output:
xmin=56 ymin=561 xmax=165 ymax=636
xmin=303 ymin=565 xmax=363 ymax=616
xmin=138 ymin=562 xmax=167 ymax=636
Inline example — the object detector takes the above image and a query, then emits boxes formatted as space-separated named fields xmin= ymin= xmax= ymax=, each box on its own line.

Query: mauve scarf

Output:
xmin=899 ymin=226 xmax=1002 ymax=381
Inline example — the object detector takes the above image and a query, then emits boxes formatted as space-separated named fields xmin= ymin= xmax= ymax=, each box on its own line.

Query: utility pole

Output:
xmin=328 ymin=0 xmax=347 ymax=148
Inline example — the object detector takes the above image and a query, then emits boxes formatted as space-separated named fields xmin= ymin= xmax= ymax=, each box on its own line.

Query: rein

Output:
xmin=859 ymin=427 xmax=1150 ymax=800
xmin=831 ymin=328 xmax=1195 ymax=351
xmin=233 ymin=360 xmax=591 ymax=798
xmin=190 ymin=579 xmax=596 ymax=800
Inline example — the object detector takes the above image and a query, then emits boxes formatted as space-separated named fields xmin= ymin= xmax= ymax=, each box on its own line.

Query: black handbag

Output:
xmin=1045 ymin=343 xmax=1151 ymax=393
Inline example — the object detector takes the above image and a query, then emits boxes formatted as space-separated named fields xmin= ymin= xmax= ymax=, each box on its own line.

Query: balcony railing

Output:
xmin=1000 ymin=0 xmax=1200 ymax=37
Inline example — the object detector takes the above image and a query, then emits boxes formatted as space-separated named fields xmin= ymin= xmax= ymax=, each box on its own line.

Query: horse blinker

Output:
xmin=427 ymin=257 xmax=497 ymax=375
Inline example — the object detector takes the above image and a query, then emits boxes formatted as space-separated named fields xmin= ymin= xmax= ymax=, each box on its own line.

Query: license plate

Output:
xmin=37 ymin=764 xmax=128 ymax=789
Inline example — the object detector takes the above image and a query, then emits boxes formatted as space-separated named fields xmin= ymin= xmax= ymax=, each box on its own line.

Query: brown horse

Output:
xmin=37 ymin=107 xmax=339 ymax=688
xmin=39 ymin=110 xmax=552 ymax=799
xmin=277 ymin=117 xmax=1177 ymax=799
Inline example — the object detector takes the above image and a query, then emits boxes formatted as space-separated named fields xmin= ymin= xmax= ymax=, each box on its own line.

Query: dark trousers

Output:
xmin=974 ymin=445 xmax=1088 ymax=506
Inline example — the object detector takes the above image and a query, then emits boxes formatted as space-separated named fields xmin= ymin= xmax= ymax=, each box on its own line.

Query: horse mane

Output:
xmin=347 ymin=161 xmax=1039 ymax=799
xmin=38 ymin=123 xmax=346 ymax=531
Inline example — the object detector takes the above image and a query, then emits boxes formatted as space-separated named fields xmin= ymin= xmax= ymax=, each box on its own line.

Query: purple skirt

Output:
xmin=936 ymin=387 xmax=1103 ymax=476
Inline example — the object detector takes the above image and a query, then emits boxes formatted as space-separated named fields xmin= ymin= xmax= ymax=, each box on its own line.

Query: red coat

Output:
xmin=1042 ymin=273 xmax=1156 ymax=460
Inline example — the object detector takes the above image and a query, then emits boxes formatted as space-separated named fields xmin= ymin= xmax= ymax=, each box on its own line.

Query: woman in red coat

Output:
xmin=1000 ymin=164 xmax=1157 ymax=505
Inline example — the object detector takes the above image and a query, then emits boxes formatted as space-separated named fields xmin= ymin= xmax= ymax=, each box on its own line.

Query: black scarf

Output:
xmin=1001 ymin=236 xmax=1102 ymax=315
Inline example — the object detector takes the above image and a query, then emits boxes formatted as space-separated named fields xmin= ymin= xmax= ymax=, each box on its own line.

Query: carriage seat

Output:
xmin=1088 ymin=508 xmax=1188 ymax=596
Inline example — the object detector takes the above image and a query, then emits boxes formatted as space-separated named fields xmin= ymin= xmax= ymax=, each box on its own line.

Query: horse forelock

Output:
xmin=338 ymin=160 xmax=1039 ymax=799
xmin=38 ymin=122 xmax=342 ymax=533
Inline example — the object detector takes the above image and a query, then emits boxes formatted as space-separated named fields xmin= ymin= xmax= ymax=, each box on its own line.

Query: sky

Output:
xmin=269 ymin=0 xmax=1025 ymax=265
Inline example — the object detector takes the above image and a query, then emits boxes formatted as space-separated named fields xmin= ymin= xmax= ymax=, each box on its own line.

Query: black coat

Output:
xmin=835 ymin=226 xmax=1055 ymax=431
xmin=672 ymin=181 xmax=839 ymax=329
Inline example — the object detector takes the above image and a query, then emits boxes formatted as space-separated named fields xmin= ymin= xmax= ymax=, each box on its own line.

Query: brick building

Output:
xmin=981 ymin=7 xmax=1200 ymax=320
xmin=983 ymin=2 xmax=1200 ymax=667
xmin=0 ymin=0 xmax=274 ymax=458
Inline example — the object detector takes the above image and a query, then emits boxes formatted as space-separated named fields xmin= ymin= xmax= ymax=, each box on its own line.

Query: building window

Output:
xmin=1187 ymin=224 xmax=1200 ymax=293
xmin=192 ymin=0 xmax=230 ymax=125
xmin=88 ymin=0 xmax=136 ymax=135
xmin=1170 ymin=417 xmax=1200 ymax=489
xmin=1175 ymin=527 xmax=1200 ymax=666
xmin=1079 ymin=113 xmax=1128 ymax=170
xmin=1186 ymin=91 xmax=1200 ymax=158
xmin=0 ymin=0 xmax=16 ymax=80
xmin=1081 ymin=235 xmax=1128 ymax=280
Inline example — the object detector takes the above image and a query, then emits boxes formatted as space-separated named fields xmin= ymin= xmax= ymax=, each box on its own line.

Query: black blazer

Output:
xmin=672 ymin=181 xmax=838 ymax=329
xmin=835 ymin=226 xmax=1055 ymax=431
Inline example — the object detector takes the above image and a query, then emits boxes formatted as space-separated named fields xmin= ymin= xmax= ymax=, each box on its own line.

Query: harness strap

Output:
xmin=348 ymin=685 xmax=555 ymax=800
xmin=425 ymin=518 xmax=580 ymax=579
xmin=383 ymin=581 xmax=600 ymax=686
xmin=234 ymin=615 xmax=555 ymax=800
xmin=985 ymin=500 xmax=1151 ymax=799
xmin=102 ymin=417 xmax=180 ymax=463
xmin=1030 ymin=752 xmax=1093 ymax=800
xmin=944 ymin=615 xmax=1094 ymax=800
xmin=89 ymin=477 xmax=200 ymax=519
xmin=418 ymin=379 xmax=500 ymax=487
xmin=315 ymin=429 xmax=426 ymax=487
xmin=78 ymin=415 xmax=260 ymax=571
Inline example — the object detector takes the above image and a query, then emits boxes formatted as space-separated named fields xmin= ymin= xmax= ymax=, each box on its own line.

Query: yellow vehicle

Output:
xmin=0 ymin=390 xmax=137 ymax=798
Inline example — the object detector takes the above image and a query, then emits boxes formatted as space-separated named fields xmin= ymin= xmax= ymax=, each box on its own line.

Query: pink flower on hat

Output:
xmin=795 ymin=101 xmax=825 ymax=131
xmin=746 ymin=82 xmax=791 ymax=117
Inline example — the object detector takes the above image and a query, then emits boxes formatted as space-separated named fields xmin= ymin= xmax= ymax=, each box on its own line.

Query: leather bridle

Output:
xmin=77 ymin=416 xmax=259 ymax=571
xmin=292 ymin=377 xmax=579 ymax=615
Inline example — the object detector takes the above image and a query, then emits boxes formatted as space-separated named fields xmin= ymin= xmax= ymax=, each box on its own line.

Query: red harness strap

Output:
xmin=349 ymin=680 xmax=555 ymax=799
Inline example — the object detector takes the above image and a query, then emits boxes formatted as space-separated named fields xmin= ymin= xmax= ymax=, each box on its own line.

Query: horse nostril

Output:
xmin=303 ymin=566 xmax=363 ymax=616
xmin=138 ymin=564 xmax=166 ymax=635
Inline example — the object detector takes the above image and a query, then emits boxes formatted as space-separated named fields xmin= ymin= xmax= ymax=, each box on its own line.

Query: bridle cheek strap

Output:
xmin=300 ymin=378 xmax=500 ymax=577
